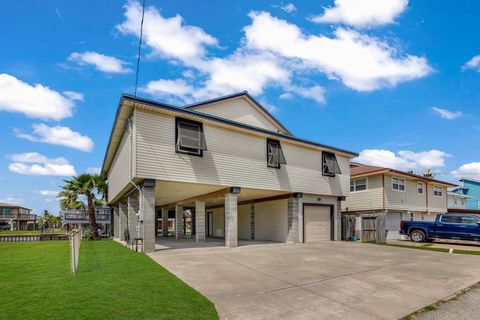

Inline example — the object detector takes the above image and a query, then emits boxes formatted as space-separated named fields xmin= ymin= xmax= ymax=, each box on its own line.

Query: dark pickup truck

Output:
xmin=400 ymin=213 xmax=480 ymax=242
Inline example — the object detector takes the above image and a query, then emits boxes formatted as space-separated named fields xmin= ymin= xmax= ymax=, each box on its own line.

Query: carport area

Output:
xmin=148 ymin=241 xmax=480 ymax=320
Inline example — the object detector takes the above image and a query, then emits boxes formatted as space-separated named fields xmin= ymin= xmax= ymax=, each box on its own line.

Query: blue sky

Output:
xmin=0 ymin=0 xmax=479 ymax=214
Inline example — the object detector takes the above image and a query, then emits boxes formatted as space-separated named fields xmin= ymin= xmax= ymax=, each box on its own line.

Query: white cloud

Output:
xmin=0 ymin=197 xmax=24 ymax=205
xmin=354 ymin=149 xmax=450 ymax=171
xmin=289 ymin=85 xmax=326 ymax=104
xmin=462 ymin=55 xmax=480 ymax=73
xmin=311 ymin=0 xmax=408 ymax=28
xmin=63 ymin=91 xmax=84 ymax=101
xmin=37 ymin=190 xmax=59 ymax=196
xmin=452 ymin=162 xmax=480 ymax=180
xmin=117 ymin=1 xmax=218 ymax=64
xmin=86 ymin=167 xmax=101 ymax=174
xmin=142 ymin=79 xmax=196 ymax=104
xmin=0 ymin=74 xmax=76 ymax=120
xmin=281 ymin=3 xmax=297 ymax=13
xmin=15 ymin=124 xmax=94 ymax=152
xmin=8 ymin=152 xmax=76 ymax=177
xmin=245 ymin=12 xmax=432 ymax=92
xmin=432 ymin=107 xmax=462 ymax=120
xmin=68 ymin=51 xmax=132 ymax=74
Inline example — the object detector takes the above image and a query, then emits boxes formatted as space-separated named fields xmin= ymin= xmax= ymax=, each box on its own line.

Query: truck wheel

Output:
xmin=410 ymin=230 xmax=426 ymax=242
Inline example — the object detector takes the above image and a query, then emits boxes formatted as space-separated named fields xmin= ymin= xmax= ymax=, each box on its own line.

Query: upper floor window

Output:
xmin=175 ymin=118 xmax=207 ymax=156
xmin=417 ymin=182 xmax=424 ymax=195
xmin=350 ymin=178 xmax=367 ymax=192
xmin=266 ymin=139 xmax=286 ymax=168
xmin=392 ymin=177 xmax=405 ymax=191
xmin=433 ymin=185 xmax=443 ymax=197
xmin=322 ymin=152 xmax=341 ymax=177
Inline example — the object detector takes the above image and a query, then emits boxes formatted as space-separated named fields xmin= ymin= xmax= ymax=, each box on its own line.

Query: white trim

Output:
xmin=432 ymin=185 xmax=443 ymax=198
xmin=417 ymin=182 xmax=424 ymax=195
xmin=391 ymin=176 xmax=406 ymax=192
xmin=350 ymin=177 xmax=368 ymax=193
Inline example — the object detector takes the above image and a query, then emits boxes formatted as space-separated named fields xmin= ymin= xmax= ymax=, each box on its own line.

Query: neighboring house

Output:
xmin=0 ymin=203 xmax=36 ymax=230
xmin=101 ymin=92 xmax=357 ymax=252
xmin=451 ymin=178 xmax=480 ymax=210
xmin=60 ymin=206 xmax=111 ymax=234
xmin=447 ymin=191 xmax=471 ymax=209
xmin=342 ymin=163 xmax=456 ymax=240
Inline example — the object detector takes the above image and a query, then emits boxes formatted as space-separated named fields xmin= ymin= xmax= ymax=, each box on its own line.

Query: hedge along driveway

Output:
xmin=0 ymin=240 xmax=217 ymax=320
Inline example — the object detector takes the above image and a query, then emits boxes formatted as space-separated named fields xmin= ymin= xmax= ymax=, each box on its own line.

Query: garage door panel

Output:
xmin=304 ymin=206 xmax=331 ymax=242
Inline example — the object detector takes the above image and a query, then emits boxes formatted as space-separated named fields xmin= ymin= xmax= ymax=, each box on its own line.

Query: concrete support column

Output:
xmin=195 ymin=201 xmax=206 ymax=242
xmin=113 ymin=204 xmax=120 ymax=239
xmin=118 ymin=201 xmax=128 ymax=241
xmin=161 ymin=207 xmax=168 ymax=237
xmin=225 ymin=192 xmax=238 ymax=248
xmin=175 ymin=205 xmax=184 ymax=239
xmin=287 ymin=195 xmax=301 ymax=243
xmin=141 ymin=181 xmax=156 ymax=252
xmin=128 ymin=195 xmax=139 ymax=240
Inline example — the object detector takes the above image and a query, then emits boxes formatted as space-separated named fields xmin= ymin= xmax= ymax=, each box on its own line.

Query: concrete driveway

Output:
xmin=148 ymin=242 xmax=480 ymax=320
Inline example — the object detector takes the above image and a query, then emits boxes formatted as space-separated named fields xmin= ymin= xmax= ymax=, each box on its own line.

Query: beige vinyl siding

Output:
xmin=254 ymin=199 xmax=288 ymax=242
xmin=343 ymin=175 xmax=383 ymax=212
xmin=134 ymin=109 xmax=350 ymax=197
xmin=427 ymin=184 xmax=447 ymax=213
xmin=191 ymin=98 xmax=283 ymax=133
xmin=107 ymin=128 xmax=132 ymax=202
xmin=384 ymin=175 xmax=427 ymax=212
xmin=238 ymin=204 xmax=251 ymax=240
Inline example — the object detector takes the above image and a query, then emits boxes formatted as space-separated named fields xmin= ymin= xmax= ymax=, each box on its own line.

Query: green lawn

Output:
xmin=384 ymin=243 xmax=480 ymax=256
xmin=0 ymin=240 xmax=217 ymax=320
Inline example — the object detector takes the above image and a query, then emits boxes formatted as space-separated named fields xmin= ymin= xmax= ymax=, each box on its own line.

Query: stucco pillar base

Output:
xmin=113 ymin=204 xmax=120 ymax=239
xmin=161 ymin=207 xmax=168 ymax=237
xmin=118 ymin=201 xmax=128 ymax=241
xmin=287 ymin=197 xmax=300 ymax=243
xmin=195 ymin=201 xmax=206 ymax=242
xmin=142 ymin=184 xmax=156 ymax=252
xmin=175 ymin=205 xmax=184 ymax=239
xmin=225 ymin=193 xmax=238 ymax=248
xmin=128 ymin=195 xmax=139 ymax=241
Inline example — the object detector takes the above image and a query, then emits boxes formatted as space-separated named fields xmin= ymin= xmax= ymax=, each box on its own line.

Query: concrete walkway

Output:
xmin=148 ymin=241 xmax=480 ymax=320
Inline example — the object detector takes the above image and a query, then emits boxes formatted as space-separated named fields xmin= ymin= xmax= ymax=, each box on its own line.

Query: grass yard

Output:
xmin=0 ymin=240 xmax=217 ymax=320
xmin=384 ymin=243 xmax=480 ymax=256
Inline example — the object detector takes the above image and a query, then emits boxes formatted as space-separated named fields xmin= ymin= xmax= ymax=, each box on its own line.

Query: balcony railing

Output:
xmin=0 ymin=214 xmax=37 ymax=220
xmin=60 ymin=207 xmax=111 ymax=223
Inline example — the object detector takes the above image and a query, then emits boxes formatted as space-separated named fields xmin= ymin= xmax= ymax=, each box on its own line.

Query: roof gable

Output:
xmin=185 ymin=92 xmax=291 ymax=135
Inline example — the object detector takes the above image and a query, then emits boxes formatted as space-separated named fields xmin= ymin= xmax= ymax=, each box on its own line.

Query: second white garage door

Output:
xmin=304 ymin=205 xmax=332 ymax=242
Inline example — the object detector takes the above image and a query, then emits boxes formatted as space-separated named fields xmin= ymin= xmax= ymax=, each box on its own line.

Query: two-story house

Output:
xmin=0 ymin=202 xmax=36 ymax=230
xmin=451 ymin=178 xmax=480 ymax=210
xmin=101 ymin=92 xmax=357 ymax=252
xmin=342 ymin=163 xmax=456 ymax=240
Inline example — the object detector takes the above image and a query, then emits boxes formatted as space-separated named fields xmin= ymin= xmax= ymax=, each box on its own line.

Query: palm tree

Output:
xmin=59 ymin=173 xmax=107 ymax=240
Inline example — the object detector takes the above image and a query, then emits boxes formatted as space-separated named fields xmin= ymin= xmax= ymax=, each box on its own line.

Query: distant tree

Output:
xmin=59 ymin=174 xmax=107 ymax=240
xmin=407 ymin=170 xmax=414 ymax=174
xmin=423 ymin=169 xmax=435 ymax=178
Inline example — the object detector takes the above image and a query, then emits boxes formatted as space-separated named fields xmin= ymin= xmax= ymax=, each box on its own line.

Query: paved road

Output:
xmin=410 ymin=285 xmax=480 ymax=320
xmin=149 ymin=241 xmax=480 ymax=320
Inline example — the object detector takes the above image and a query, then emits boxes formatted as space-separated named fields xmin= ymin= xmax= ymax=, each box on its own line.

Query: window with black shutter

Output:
xmin=322 ymin=152 xmax=341 ymax=177
xmin=175 ymin=118 xmax=207 ymax=156
xmin=266 ymin=139 xmax=286 ymax=168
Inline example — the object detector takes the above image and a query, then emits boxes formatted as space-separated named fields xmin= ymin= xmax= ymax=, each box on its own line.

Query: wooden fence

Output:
xmin=0 ymin=233 xmax=69 ymax=242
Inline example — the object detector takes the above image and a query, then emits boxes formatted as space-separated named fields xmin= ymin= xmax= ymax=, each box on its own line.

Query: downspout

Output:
xmin=128 ymin=117 xmax=143 ymax=241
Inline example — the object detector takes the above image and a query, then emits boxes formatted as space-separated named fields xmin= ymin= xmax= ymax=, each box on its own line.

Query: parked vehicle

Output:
xmin=400 ymin=214 xmax=480 ymax=242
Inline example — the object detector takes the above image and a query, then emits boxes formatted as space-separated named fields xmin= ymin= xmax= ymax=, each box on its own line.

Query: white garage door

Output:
xmin=304 ymin=206 xmax=331 ymax=242
xmin=386 ymin=212 xmax=401 ymax=240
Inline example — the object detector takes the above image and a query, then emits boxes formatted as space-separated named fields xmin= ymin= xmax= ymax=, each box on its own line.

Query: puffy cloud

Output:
xmin=354 ymin=149 xmax=450 ymax=171
xmin=452 ymin=162 xmax=480 ymax=180
xmin=311 ymin=0 xmax=408 ymax=28
xmin=68 ymin=51 xmax=132 ymax=74
xmin=14 ymin=124 xmax=94 ymax=152
xmin=462 ymin=55 xmax=480 ymax=73
xmin=142 ymin=79 xmax=196 ymax=104
xmin=245 ymin=12 xmax=432 ymax=92
xmin=8 ymin=152 xmax=76 ymax=176
xmin=37 ymin=190 xmax=59 ymax=196
xmin=0 ymin=74 xmax=76 ymax=120
xmin=86 ymin=167 xmax=101 ymax=174
xmin=117 ymin=1 xmax=218 ymax=64
xmin=62 ymin=91 xmax=84 ymax=101
xmin=431 ymin=107 xmax=462 ymax=120
xmin=280 ymin=3 xmax=297 ymax=13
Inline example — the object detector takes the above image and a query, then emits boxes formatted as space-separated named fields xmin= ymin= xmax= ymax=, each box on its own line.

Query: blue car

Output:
xmin=399 ymin=214 xmax=480 ymax=242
